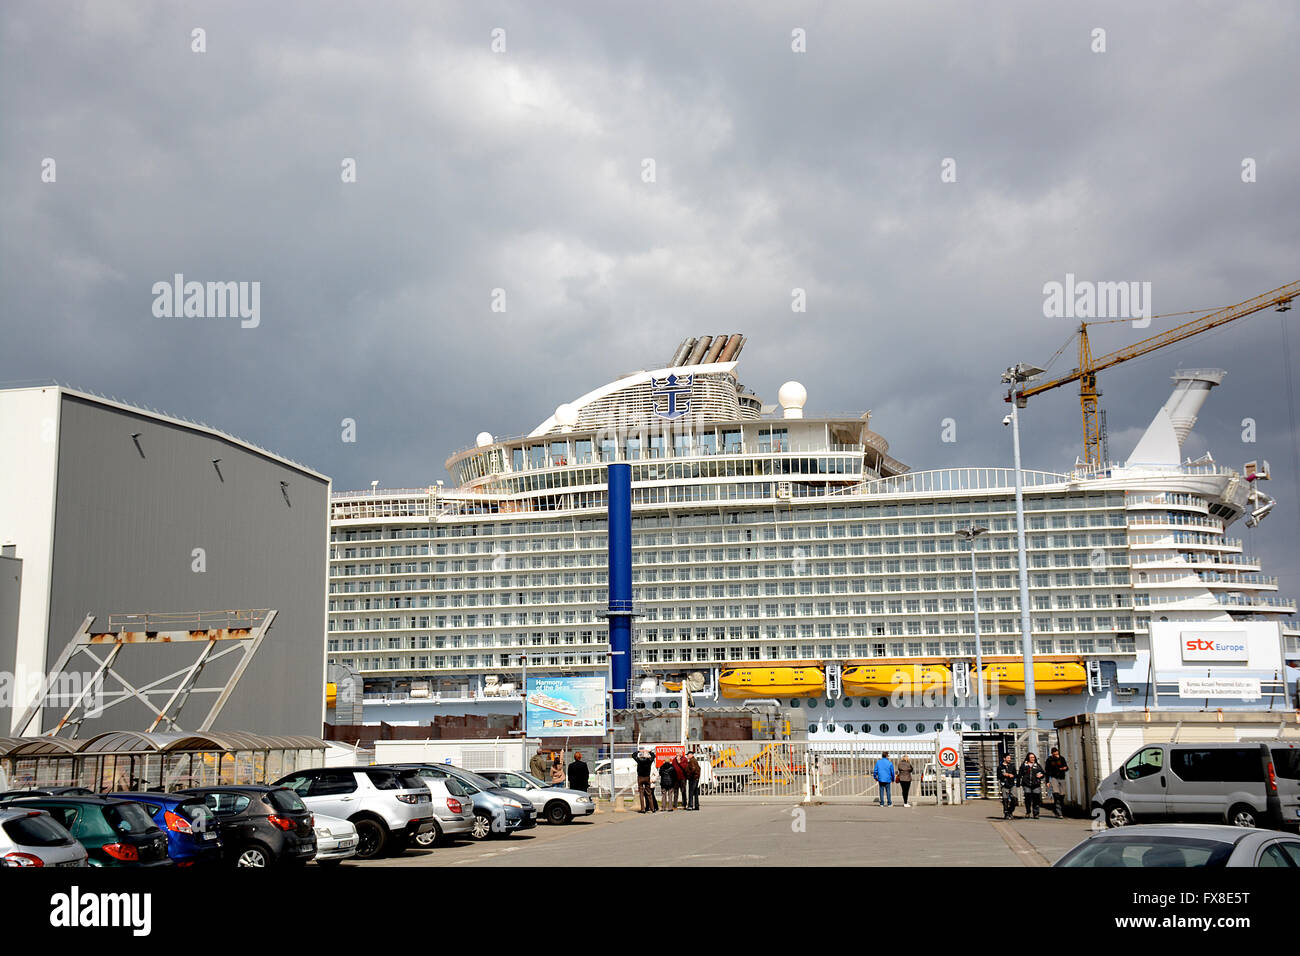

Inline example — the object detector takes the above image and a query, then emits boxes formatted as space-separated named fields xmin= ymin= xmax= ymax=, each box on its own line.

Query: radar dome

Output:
xmin=475 ymin=431 xmax=494 ymax=447
xmin=778 ymin=381 xmax=807 ymax=419
xmin=555 ymin=403 xmax=580 ymax=430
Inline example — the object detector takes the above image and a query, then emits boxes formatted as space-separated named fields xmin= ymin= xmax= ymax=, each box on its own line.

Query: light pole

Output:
xmin=1002 ymin=364 xmax=1045 ymax=738
xmin=954 ymin=526 xmax=989 ymax=720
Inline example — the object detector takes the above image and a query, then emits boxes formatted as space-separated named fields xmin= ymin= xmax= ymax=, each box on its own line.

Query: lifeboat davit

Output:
xmin=841 ymin=664 xmax=953 ymax=697
xmin=719 ymin=666 xmax=825 ymax=699
xmin=984 ymin=661 xmax=1086 ymax=695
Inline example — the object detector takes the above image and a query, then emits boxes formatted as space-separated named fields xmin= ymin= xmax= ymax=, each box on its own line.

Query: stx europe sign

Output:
xmin=1180 ymin=631 xmax=1249 ymax=663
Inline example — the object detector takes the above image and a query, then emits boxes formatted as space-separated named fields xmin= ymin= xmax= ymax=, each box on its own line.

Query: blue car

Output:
xmin=106 ymin=793 xmax=223 ymax=867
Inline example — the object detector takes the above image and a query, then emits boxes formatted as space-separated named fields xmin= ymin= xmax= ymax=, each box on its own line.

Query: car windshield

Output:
xmin=265 ymin=789 xmax=307 ymax=813
xmin=450 ymin=769 xmax=499 ymax=792
xmin=104 ymin=803 xmax=160 ymax=835
xmin=1057 ymin=836 xmax=1235 ymax=868
xmin=3 ymin=813 xmax=74 ymax=847
xmin=518 ymin=772 xmax=547 ymax=787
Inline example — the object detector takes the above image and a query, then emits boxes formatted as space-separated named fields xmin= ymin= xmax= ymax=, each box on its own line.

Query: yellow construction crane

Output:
xmin=1011 ymin=280 xmax=1299 ymax=467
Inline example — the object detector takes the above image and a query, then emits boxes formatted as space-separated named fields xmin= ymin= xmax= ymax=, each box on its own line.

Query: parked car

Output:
xmin=105 ymin=792 xmax=222 ymax=867
xmin=1091 ymin=742 xmax=1288 ymax=829
xmin=178 ymin=785 xmax=316 ymax=868
xmin=272 ymin=766 xmax=434 ymax=859
xmin=390 ymin=763 xmax=536 ymax=841
xmin=1055 ymin=824 xmax=1300 ymax=867
xmin=0 ymin=807 xmax=88 ymax=868
xmin=0 ymin=795 xmax=171 ymax=867
xmin=0 ymin=787 xmax=94 ymax=800
xmin=411 ymin=776 xmax=475 ymax=847
xmin=475 ymin=769 xmax=596 ymax=825
xmin=1270 ymin=742 xmax=1300 ymax=831
xmin=311 ymin=813 xmax=359 ymax=866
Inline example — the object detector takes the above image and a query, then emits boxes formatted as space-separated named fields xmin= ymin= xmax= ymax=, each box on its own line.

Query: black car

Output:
xmin=0 ymin=787 xmax=95 ymax=800
xmin=177 ymin=785 xmax=316 ymax=868
xmin=0 ymin=795 xmax=172 ymax=867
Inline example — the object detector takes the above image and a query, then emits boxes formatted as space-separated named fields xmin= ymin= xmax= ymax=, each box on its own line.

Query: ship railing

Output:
xmin=847 ymin=467 xmax=1075 ymax=497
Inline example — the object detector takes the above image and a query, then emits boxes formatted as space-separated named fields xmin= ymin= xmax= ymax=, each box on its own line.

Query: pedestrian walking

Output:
xmin=998 ymin=753 xmax=1018 ymax=819
xmin=872 ymin=751 xmax=896 ymax=807
xmin=550 ymin=755 xmax=566 ymax=787
xmin=530 ymin=748 xmax=550 ymax=781
xmin=633 ymin=746 xmax=658 ymax=813
xmin=1044 ymin=746 xmax=1069 ymax=818
xmin=896 ymin=755 xmax=914 ymax=807
xmin=1017 ymin=752 xmax=1046 ymax=819
xmin=685 ymin=750 xmax=702 ymax=811
xmin=568 ymin=751 xmax=590 ymax=793
xmin=659 ymin=755 xmax=680 ymax=811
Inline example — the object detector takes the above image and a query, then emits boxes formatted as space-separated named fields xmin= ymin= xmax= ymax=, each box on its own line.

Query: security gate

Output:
xmin=703 ymin=741 xmax=939 ymax=802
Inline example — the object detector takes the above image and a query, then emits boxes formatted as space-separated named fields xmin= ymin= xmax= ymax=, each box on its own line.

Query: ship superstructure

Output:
xmin=326 ymin=337 xmax=1298 ymax=740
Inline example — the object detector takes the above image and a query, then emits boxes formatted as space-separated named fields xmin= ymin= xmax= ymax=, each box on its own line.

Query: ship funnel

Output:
xmin=1162 ymin=369 xmax=1226 ymax=446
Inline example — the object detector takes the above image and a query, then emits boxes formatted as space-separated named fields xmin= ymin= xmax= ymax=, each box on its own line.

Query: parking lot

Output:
xmin=347 ymin=799 xmax=1097 ymax=868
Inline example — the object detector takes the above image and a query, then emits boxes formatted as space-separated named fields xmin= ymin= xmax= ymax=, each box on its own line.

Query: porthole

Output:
xmin=953 ymin=721 xmax=963 ymax=730
xmin=991 ymin=722 xmax=1000 ymax=729
xmin=915 ymin=723 xmax=925 ymax=733
xmin=668 ymin=701 xmax=679 ymax=709
xmin=790 ymin=699 xmax=801 ymax=708
xmin=933 ymin=723 xmax=943 ymax=732
xmin=843 ymin=699 xmax=855 ymax=708
xmin=809 ymin=723 xmax=819 ymax=734
xmin=1009 ymin=722 xmax=1019 ymax=729
xmin=877 ymin=697 xmax=888 ymax=708
xmin=807 ymin=699 xmax=818 ymax=709
xmin=827 ymin=723 xmax=837 ymax=732
xmin=879 ymin=724 xmax=889 ymax=734
xmin=862 ymin=724 xmax=873 ymax=734
xmin=1006 ymin=696 xmax=1017 ymax=706
xmin=971 ymin=721 xmax=981 ymax=731
xmin=896 ymin=723 xmax=906 ymax=734
xmin=846 ymin=723 xmax=856 ymax=734
xmin=651 ymin=701 xmax=662 ymax=709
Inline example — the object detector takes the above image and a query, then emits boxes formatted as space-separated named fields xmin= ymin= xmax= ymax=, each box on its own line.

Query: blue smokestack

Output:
xmin=607 ymin=463 xmax=633 ymax=708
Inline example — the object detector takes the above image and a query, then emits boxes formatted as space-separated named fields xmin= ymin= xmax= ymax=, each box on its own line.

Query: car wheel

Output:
xmin=1228 ymin=804 xmax=1259 ymax=828
xmin=236 ymin=843 xmax=272 ymax=867
xmin=1104 ymin=801 xmax=1132 ymax=828
xmin=352 ymin=818 xmax=388 ymax=859
xmin=546 ymin=801 xmax=572 ymax=825
xmin=415 ymin=822 xmax=443 ymax=848
xmin=470 ymin=812 xmax=493 ymax=841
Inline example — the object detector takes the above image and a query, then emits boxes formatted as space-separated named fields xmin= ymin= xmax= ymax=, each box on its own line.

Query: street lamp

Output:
xmin=1001 ymin=363 xmax=1045 ymax=737
xmin=954 ymin=526 xmax=989 ymax=719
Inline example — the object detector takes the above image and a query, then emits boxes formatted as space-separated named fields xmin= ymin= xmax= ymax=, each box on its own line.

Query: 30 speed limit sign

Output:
xmin=938 ymin=746 xmax=960 ymax=769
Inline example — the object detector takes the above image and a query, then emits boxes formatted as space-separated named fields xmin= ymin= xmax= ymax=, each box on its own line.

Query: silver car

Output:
xmin=414 ymin=777 xmax=476 ymax=847
xmin=312 ymin=813 xmax=359 ymax=866
xmin=0 ymin=807 xmax=89 ymax=868
xmin=476 ymin=769 xmax=596 ymax=825
xmin=1055 ymin=824 xmax=1300 ymax=867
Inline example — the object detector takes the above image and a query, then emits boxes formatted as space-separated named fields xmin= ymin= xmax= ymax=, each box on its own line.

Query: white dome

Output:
xmin=554 ymin=403 xmax=580 ymax=429
xmin=475 ymin=431 xmax=494 ymax=447
xmin=778 ymin=381 xmax=807 ymax=418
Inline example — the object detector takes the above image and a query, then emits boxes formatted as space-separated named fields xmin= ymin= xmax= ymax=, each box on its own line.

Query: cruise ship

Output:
xmin=326 ymin=335 xmax=1299 ymax=742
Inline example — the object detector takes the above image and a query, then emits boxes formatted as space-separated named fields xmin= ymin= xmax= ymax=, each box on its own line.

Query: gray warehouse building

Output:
xmin=0 ymin=385 xmax=330 ymax=738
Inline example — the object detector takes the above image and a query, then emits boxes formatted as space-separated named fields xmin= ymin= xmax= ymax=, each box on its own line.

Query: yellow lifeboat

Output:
xmin=325 ymin=682 xmax=337 ymax=708
xmin=663 ymin=680 xmax=683 ymax=692
xmin=983 ymin=661 xmax=1086 ymax=695
xmin=841 ymin=664 xmax=953 ymax=697
xmin=719 ymin=666 xmax=825 ymax=699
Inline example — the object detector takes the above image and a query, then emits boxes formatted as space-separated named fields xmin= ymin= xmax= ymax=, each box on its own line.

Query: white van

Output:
xmin=1092 ymin=742 xmax=1289 ymax=830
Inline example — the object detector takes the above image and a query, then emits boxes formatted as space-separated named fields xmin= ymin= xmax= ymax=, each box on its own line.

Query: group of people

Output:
xmin=530 ymin=748 xmax=591 ymax=792
xmin=870 ymin=752 xmax=915 ymax=807
xmin=998 ymin=747 xmax=1070 ymax=819
xmin=632 ymin=746 xmax=702 ymax=813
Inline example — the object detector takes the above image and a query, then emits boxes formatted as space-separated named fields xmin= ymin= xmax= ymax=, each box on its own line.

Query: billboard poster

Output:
xmin=525 ymin=676 xmax=607 ymax=737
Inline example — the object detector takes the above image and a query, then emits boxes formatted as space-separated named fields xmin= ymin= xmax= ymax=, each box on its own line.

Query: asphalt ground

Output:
xmin=350 ymin=798 xmax=1098 ymax=867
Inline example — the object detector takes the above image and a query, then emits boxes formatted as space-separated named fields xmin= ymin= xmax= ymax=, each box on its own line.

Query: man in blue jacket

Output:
xmin=873 ymin=751 xmax=897 ymax=807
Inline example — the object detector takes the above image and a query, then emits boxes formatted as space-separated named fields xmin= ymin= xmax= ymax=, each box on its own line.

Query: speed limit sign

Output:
xmin=938 ymin=746 xmax=960 ymax=769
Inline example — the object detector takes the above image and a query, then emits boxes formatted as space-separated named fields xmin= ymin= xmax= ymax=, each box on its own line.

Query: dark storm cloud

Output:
xmin=2 ymin=1 xmax=1298 ymax=593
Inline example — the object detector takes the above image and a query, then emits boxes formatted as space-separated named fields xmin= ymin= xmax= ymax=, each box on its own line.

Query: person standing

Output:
xmin=659 ymin=755 xmax=679 ymax=811
xmin=872 ymin=751 xmax=896 ymax=807
xmin=998 ymin=753 xmax=1018 ymax=819
xmin=1044 ymin=746 xmax=1070 ymax=818
xmin=550 ymin=755 xmax=566 ymax=787
xmin=568 ymin=751 xmax=590 ymax=793
xmin=530 ymin=748 xmax=550 ymax=781
xmin=685 ymin=750 xmax=701 ymax=811
xmin=896 ymin=755 xmax=914 ymax=807
xmin=633 ymin=746 xmax=657 ymax=813
xmin=672 ymin=753 xmax=689 ymax=810
xmin=1017 ymin=752 xmax=1046 ymax=819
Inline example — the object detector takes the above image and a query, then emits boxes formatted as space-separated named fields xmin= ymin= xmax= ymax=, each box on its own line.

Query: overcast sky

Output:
xmin=3 ymin=1 xmax=1298 ymax=600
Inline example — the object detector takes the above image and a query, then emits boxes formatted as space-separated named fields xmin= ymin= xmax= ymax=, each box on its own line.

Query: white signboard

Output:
xmin=1177 ymin=678 xmax=1261 ymax=700
xmin=1180 ymin=630 xmax=1249 ymax=663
